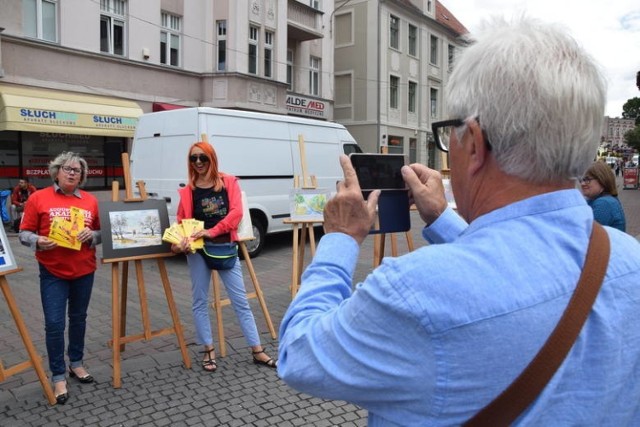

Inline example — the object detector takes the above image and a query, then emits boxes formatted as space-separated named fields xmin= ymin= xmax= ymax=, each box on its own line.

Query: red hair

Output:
xmin=188 ymin=142 xmax=223 ymax=191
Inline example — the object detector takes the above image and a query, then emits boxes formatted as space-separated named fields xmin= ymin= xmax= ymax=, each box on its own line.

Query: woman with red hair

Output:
xmin=172 ymin=141 xmax=276 ymax=372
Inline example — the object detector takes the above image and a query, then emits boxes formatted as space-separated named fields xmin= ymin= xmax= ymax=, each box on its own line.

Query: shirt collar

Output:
xmin=54 ymin=183 xmax=82 ymax=198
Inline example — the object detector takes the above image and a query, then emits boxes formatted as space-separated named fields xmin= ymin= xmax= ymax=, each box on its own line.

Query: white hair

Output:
xmin=446 ymin=16 xmax=606 ymax=183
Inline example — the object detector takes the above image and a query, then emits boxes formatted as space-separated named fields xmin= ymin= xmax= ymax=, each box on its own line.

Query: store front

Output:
xmin=0 ymin=84 xmax=142 ymax=190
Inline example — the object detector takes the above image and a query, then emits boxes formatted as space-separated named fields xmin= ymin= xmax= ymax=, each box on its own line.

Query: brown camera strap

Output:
xmin=464 ymin=223 xmax=610 ymax=427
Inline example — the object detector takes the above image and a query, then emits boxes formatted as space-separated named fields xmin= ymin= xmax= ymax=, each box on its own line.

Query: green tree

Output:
xmin=622 ymin=97 xmax=640 ymax=125
xmin=624 ymin=126 xmax=640 ymax=152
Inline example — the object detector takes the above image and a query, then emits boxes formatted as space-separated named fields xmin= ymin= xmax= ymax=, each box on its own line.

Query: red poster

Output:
xmin=623 ymin=167 xmax=638 ymax=189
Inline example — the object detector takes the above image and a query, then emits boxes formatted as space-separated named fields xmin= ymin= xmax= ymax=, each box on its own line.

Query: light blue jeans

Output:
xmin=186 ymin=251 xmax=260 ymax=348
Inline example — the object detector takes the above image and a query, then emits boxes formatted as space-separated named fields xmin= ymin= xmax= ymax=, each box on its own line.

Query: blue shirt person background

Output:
xmin=580 ymin=160 xmax=626 ymax=232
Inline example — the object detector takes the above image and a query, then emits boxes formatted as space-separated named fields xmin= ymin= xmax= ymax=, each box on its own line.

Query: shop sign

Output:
xmin=24 ymin=167 xmax=108 ymax=178
xmin=10 ymin=107 xmax=138 ymax=132
xmin=286 ymin=95 xmax=326 ymax=119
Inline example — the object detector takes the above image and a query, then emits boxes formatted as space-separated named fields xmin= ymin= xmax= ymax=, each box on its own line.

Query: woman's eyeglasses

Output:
xmin=579 ymin=176 xmax=594 ymax=184
xmin=61 ymin=166 xmax=82 ymax=175
xmin=189 ymin=154 xmax=210 ymax=163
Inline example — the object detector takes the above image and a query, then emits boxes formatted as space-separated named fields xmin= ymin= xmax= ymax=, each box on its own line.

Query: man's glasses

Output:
xmin=431 ymin=119 xmax=464 ymax=152
xmin=579 ymin=176 xmax=594 ymax=184
xmin=189 ymin=154 xmax=210 ymax=163
xmin=431 ymin=118 xmax=492 ymax=153
xmin=61 ymin=166 xmax=82 ymax=175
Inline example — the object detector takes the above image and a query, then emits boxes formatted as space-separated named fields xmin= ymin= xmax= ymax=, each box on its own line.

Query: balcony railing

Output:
xmin=287 ymin=0 xmax=323 ymax=42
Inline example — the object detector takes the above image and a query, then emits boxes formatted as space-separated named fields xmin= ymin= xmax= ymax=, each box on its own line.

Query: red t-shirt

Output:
xmin=21 ymin=187 xmax=101 ymax=279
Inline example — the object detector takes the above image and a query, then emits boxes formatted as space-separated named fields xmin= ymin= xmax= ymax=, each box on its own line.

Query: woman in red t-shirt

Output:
xmin=19 ymin=151 xmax=101 ymax=405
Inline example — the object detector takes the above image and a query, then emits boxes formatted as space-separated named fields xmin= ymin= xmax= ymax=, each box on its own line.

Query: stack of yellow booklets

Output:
xmin=48 ymin=207 xmax=84 ymax=250
xmin=162 ymin=219 xmax=204 ymax=252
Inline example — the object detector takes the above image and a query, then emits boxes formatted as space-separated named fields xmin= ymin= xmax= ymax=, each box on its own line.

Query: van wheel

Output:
xmin=242 ymin=216 xmax=265 ymax=258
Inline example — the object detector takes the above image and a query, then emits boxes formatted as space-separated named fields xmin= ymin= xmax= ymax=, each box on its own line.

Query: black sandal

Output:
xmin=201 ymin=348 xmax=217 ymax=372
xmin=252 ymin=350 xmax=277 ymax=368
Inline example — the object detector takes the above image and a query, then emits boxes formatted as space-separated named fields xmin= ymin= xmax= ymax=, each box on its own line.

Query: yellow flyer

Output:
xmin=49 ymin=216 xmax=81 ymax=250
xmin=182 ymin=219 xmax=204 ymax=250
xmin=162 ymin=224 xmax=184 ymax=245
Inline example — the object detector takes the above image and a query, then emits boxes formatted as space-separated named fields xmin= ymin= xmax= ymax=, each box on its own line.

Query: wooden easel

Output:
xmin=372 ymin=146 xmax=415 ymax=267
xmin=284 ymin=134 xmax=323 ymax=299
xmin=102 ymin=153 xmax=191 ymax=388
xmin=196 ymin=134 xmax=276 ymax=357
xmin=210 ymin=239 xmax=277 ymax=357
xmin=0 ymin=268 xmax=56 ymax=405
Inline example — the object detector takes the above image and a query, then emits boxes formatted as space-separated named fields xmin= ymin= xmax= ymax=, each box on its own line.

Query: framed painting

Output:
xmin=99 ymin=199 xmax=172 ymax=260
xmin=0 ymin=225 xmax=18 ymax=273
xmin=289 ymin=188 xmax=330 ymax=221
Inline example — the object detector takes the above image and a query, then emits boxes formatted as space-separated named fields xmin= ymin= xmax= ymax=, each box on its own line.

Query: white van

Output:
xmin=130 ymin=107 xmax=361 ymax=257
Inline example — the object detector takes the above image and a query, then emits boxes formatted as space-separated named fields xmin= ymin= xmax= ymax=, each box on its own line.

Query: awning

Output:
xmin=0 ymin=84 xmax=143 ymax=137
xmin=152 ymin=102 xmax=186 ymax=112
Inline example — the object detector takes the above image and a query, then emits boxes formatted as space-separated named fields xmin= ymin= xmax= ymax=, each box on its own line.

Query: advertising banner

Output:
xmin=623 ymin=167 xmax=638 ymax=189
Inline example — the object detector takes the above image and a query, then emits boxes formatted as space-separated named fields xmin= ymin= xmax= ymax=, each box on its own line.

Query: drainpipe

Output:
xmin=377 ymin=1 xmax=382 ymax=152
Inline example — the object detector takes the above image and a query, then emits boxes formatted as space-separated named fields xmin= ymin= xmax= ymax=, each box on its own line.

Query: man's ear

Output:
xmin=466 ymin=120 xmax=489 ymax=175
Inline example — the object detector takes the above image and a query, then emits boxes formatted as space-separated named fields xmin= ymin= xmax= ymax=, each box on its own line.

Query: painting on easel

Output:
xmin=0 ymin=226 xmax=17 ymax=273
xmin=289 ymin=188 xmax=330 ymax=221
xmin=99 ymin=199 xmax=172 ymax=260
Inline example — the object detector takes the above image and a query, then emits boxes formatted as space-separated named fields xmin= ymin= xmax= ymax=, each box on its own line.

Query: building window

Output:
xmin=287 ymin=49 xmax=294 ymax=90
xmin=310 ymin=56 xmax=321 ymax=96
xmin=100 ymin=0 xmax=126 ymax=56
xmin=309 ymin=0 xmax=320 ymax=9
xmin=249 ymin=26 xmax=259 ymax=75
xmin=23 ymin=0 xmax=58 ymax=42
xmin=160 ymin=12 xmax=180 ymax=66
xmin=448 ymin=44 xmax=455 ymax=71
xmin=390 ymin=75 xmax=399 ymax=109
xmin=408 ymin=24 xmax=417 ymax=57
xmin=264 ymin=31 xmax=274 ymax=78
xmin=335 ymin=12 xmax=353 ymax=46
xmin=335 ymin=73 xmax=352 ymax=106
xmin=388 ymin=135 xmax=404 ymax=154
xmin=408 ymin=81 xmax=417 ymax=113
xmin=217 ymin=20 xmax=226 ymax=71
xmin=430 ymin=35 xmax=438 ymax=65
xmin=409 ymin=138 xmax=417 ymax=164
xmin=430 ymin=88 xmax=438 ymax=118
xmin=389 ymin=15 xmax=399 ymax=50
xmin=427 ymin=0 xmax=433 ymax=13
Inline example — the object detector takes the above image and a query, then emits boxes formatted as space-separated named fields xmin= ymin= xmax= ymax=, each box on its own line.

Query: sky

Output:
xmin=441 ymin=0 xmax=640 ymax=118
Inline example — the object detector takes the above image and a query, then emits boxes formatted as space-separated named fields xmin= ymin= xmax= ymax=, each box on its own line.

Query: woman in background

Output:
xmin=19 ymin=152 xmax=101 ymax=404
xmin=172 ymin=141 xmax=276 ymax=372
xmin=579 ymin=160 xmax=626 ymax=232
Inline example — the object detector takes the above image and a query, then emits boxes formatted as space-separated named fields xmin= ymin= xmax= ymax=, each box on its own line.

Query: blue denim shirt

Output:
xmin=278 ymin=189 xmax=640 ymax=426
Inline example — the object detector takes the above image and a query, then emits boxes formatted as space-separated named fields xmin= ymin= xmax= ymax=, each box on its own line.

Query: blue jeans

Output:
xmin=39 ymin=264 xmax=94 ymax=383
xmin=186 ymin=251 xmax=260 ymax=348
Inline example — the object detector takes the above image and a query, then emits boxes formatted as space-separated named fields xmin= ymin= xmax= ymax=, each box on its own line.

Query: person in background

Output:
xmin=171 ymin=141 xmax=276 ymax=372
xmin=10 ymin=177 xmax=37 ymax=232
xmin=277 ymin=17 xmax=640 ymax=425
xmin=580 ymin=160 xmax=626 ymax=232
xmin=19 ymin=152 xmax=101 ymax=405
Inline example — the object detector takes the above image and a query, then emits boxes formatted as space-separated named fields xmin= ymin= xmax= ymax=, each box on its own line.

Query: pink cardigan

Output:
xmin=176 ymin=173 xmax=242 ymax=242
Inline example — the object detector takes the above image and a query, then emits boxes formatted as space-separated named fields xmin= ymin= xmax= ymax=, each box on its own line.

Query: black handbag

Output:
xmin=199 ymin=242 xmax=238 ymax=270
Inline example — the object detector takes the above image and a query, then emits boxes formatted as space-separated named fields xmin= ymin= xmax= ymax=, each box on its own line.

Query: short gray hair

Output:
xmin=49 ymin=151 xmax=89 ymax=187
xmin=446 ymin=17 xmax=606 ymax=183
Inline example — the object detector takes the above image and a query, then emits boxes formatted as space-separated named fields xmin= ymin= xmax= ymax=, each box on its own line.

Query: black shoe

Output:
xmin=54 ymin=381 xmax=69 ymax=405
xmin=252 ymin=350 xmax=277 ymax=369
xmin=69 ymin=367 xmax=94 ymax=383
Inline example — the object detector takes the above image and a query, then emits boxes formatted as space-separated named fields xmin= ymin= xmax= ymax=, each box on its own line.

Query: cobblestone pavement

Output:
xmin=1 ymin=182 xmax=638 ymax=426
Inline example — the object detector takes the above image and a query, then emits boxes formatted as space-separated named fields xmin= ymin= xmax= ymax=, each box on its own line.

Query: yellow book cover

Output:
xmin=70 ymin=206 xmax=85 ymax=231
xmin=49 ymin=216 xmax=81 ymax=250
xmin=162 ymin=223 xmax=185 ymax=245
xmin=183 ymin=219 xmax=204 ymax=251
xmin=162 ymin=228 xmax=182 ymax=245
